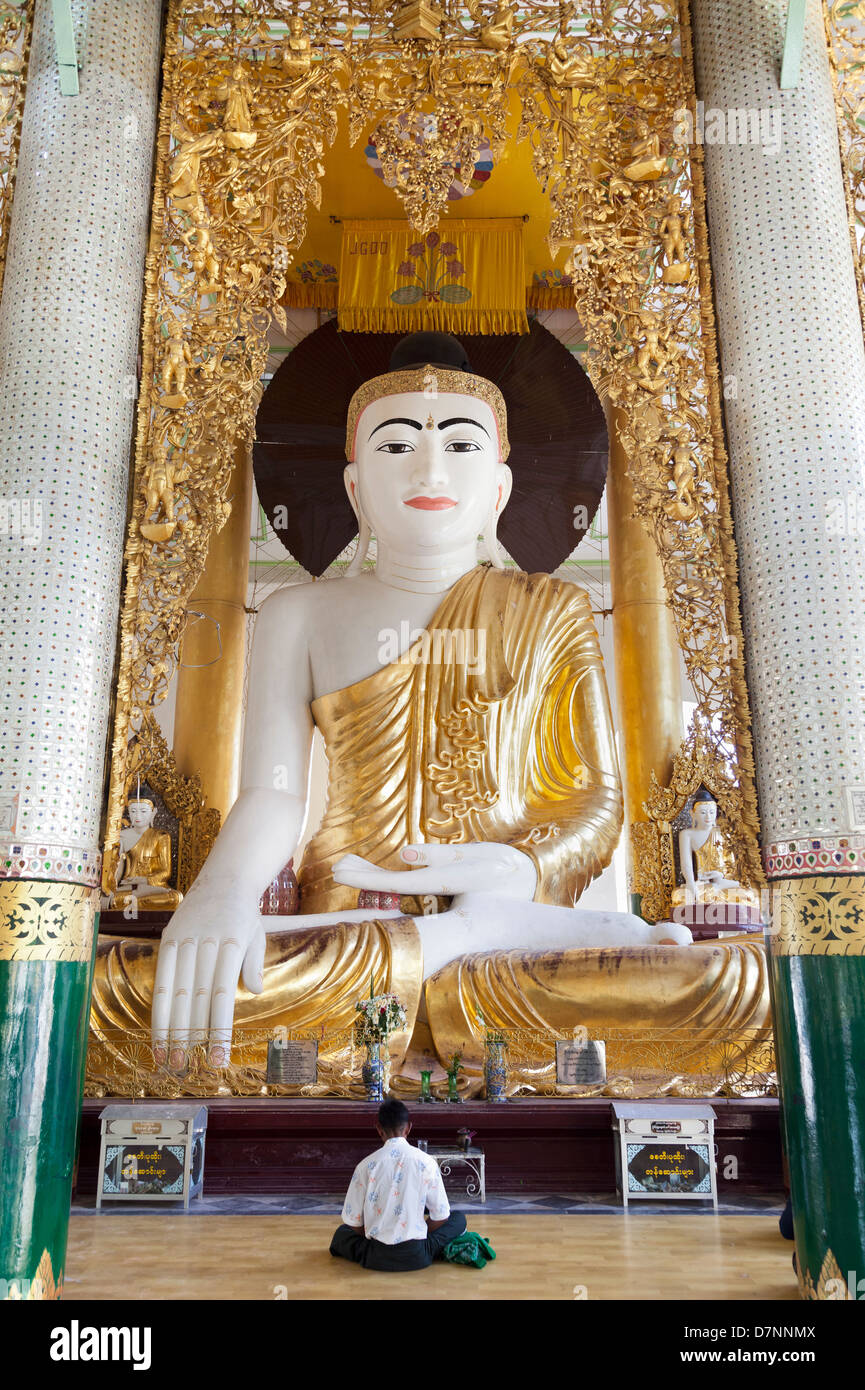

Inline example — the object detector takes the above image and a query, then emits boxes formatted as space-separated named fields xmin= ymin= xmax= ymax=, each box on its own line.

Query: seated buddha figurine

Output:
xmin=89 ymin=332 xmax=769 ymax=1078
xmin=480 ymin=2 xmax=514 ymax=51
xmin=622 ymin=120 xmax=668 ymax=182
xmin=108 ymin=797 xmax=182 ymax=913
xmin=543 ymin=32 xmax=594 ymax=89
xmin=671 ymin=788 xmax=762 ymax=926
xmin=282 ymin=15 xmax=312 ymax=80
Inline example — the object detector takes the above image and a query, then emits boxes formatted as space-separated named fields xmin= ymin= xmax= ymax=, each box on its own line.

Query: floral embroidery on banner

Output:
xmin=391 ymin=232 xmax=471 ymax=307
xmin=294 ymin=257 xmax=337 ymax=284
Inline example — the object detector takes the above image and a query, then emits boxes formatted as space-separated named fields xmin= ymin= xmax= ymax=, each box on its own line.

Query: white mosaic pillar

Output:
xmin=691 ymin=0 xmax=865 ymax=1300
xmin=0 ymin=0 xmax=162 ymax=1298
xmin=0 ymin=0 xmax=162 ymax=883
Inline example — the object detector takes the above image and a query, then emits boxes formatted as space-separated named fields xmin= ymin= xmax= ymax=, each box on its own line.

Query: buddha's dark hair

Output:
xmin=377 ymin=1098 xmax=411 ymax=1133
xmin=390 ymin=330 xmax=471 ymax=373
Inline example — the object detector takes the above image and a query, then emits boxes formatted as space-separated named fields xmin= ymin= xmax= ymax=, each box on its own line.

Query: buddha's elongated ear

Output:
xmin=344 ymin=463 xmax=371 ymax=576
xmin=496 ymin=461 xmax=513 ymax=512
xmin=482 ymin=463 xmax=513 ymax=570
xmin=344 ymin=462 xmax=359 ymax=519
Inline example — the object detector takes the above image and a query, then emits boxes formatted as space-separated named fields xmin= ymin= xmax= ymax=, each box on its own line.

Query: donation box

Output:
xmin=96 ymin=1104 xmax=208 ymax=1209
xmin=611 ymin=1102 xmax=717 ymax=1210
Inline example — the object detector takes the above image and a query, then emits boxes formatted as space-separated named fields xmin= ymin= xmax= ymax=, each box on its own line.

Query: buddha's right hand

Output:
xmin=151 ymin=891 xmax=266 ymax=1068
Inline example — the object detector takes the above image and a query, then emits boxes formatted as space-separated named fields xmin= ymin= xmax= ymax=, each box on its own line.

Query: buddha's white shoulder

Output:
xmin=255 ymin=571 xmax=374 ymax=623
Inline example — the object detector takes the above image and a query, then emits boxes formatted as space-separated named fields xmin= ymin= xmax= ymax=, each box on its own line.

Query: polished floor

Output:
xmin=64 ymin=1212 xmax=799 ymax=1301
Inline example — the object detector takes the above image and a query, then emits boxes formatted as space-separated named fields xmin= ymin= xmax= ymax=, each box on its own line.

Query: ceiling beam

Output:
xmin=52 ymin=0 xmax=79 ymax=96
xmin=780 ymin=0 xmax=807 ymax=90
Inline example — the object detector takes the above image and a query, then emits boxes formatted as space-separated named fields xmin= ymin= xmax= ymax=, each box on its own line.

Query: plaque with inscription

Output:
xmin=102 ymin=1144 xmax=185 ymax=1197
xmin=626 ymin=1143 xmax=711 ymax=1195
xmin=266 ymin=1038 xmax=318 ymax=1085
xmin=555 ymin=1039 xmax=606 ymax=1086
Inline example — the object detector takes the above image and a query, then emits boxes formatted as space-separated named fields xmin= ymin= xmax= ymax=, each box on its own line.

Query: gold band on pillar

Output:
xmin=769 ymin=876 xmax=865 ymax=956
xmin=605 ymin=405 xmax=683 ymax=904
xmin=172 ymin=440 xmax=253 ymax=823
xmin=0 ymin=882 xmax=98 ymax=962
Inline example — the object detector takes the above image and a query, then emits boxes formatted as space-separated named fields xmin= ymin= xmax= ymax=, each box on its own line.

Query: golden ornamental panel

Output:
xmin=84 ymin=1023 xmax=775 ymax=1101
xmin=0 ymin=0 xmax=33 ymax=305
xmin=0 ymin=881 xmax=98 ymax=963
xmin=104 ymin=0 xmax=762 ymax=894
xmin=770 ymin=876 xmax=865 ymax=957
xmin=826 ymin=1 xmax=865 ymax=342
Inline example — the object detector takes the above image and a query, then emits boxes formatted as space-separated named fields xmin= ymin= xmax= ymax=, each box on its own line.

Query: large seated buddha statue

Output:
xmin=90 ymin=331 xmax=769 ymax=1087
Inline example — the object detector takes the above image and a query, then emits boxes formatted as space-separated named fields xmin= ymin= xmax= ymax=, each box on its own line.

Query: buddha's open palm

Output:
xmin=333 ymin=841 xmax=538 ymax=899
xmin=151 ymin=890 xmax=266 ymax=1068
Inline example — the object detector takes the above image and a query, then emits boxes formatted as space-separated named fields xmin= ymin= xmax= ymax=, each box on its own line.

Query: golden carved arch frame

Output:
xmin=103 ymin=0 xmax=762 ymax=894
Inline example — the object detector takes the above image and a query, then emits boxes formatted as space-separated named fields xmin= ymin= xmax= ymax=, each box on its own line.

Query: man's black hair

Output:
xmin=377 ymin=1098 xmax=410 ymax=1134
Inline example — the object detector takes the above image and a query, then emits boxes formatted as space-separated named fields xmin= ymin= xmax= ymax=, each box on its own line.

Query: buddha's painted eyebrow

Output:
xmin=437 ymin=416 xmax=490 ymax=436
xmin=368 ymin=417 xmax=422 ymax=438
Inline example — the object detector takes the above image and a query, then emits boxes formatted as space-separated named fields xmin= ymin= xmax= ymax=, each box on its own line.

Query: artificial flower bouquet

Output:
xmin=354 ymin=991 xmax=407 ymax=1046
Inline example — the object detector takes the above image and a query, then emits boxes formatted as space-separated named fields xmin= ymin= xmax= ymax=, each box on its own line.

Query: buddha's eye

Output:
xmin=445 ymin=440 xmax=481 ymax=453
xmin=376 ymin=441 xmax=414 ymax=454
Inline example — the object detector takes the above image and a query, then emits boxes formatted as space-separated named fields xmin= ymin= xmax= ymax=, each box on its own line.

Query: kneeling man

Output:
xmin=330 ymin=1099 xmax=466 ymax=1272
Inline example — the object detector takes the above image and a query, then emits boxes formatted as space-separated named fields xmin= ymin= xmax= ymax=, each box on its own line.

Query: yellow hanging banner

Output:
xmin=338 ymin=218 xmax=528 ymax=335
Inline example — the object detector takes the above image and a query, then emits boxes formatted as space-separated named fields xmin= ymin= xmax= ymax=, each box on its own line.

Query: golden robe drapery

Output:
xmin=298 ymin=565 xmax=624 ymax=911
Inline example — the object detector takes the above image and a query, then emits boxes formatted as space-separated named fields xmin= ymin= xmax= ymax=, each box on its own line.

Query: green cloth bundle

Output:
xmin=442 ymin=1232 xmax=497 ymax=1268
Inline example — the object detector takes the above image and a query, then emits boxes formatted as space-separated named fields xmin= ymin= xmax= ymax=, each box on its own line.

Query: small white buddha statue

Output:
xmin=109 ymin=798 xmax=182 ymax=913
xmin=673 ymin=788 xmax=760 ymax=913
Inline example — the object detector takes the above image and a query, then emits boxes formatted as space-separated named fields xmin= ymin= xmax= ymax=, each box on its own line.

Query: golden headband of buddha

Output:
xmin=345 ymin=366 xmax=510 ymax=463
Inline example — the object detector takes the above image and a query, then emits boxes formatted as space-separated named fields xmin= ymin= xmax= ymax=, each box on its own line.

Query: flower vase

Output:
xmin=484 ymin=1039 xmax=509 ymax=1103
xmin=419 ymin=1069 xmax=433 ymax=1103
xmin=447 ymin=1070 xmax=462 ymax=1103
xmin=362 ymin=1042 xmax=385 ymax=1103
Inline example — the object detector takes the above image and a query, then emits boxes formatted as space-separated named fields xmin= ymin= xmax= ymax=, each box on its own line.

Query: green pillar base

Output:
xmin=770 ymin=877 xmax=865 ymax=1300
xmin=0 ymin=883 xmax=98 ymax=1299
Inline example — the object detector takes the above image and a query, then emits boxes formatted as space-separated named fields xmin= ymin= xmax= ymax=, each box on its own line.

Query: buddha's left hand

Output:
xmin=333 ymin=842 xmax=538 ymax=899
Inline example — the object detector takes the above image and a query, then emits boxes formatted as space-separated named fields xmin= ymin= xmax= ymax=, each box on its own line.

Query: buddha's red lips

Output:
xmin=403 ymin=496 xmax=457 ymax=510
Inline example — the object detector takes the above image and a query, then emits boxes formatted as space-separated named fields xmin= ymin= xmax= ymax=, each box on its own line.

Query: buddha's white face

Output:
xmin=692 ymin=799 xmax=717 ymax=831
xmin=128 ymin=800 xmax=155 ymax=831
xmin=345 ymin=390 xmax=511 ymax=553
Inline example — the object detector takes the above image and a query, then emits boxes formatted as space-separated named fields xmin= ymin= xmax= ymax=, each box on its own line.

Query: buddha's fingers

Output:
xmin=334 ymin=858 xmax=452 ymax=893
xmin=241 ymin=928 xmax=266 ymax=995
xmin=189 ymin=936 xmax=220 ymax=1035
xmin=400 ymin=843 xmax=463 ymax=866
xmin=208 ymin=938 xmax=244 ymax=1065
xmin=152 ymin=935 xmax=178 ymax=1058
xmin=167 ymin=937 xmax=198 ymax=1067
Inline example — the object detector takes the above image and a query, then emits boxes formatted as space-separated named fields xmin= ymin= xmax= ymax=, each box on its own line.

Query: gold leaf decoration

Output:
xmin=0 ymin=0 xmax=33 ymax=304
xmin=104 ymin=2 xmax=762 ymax=896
